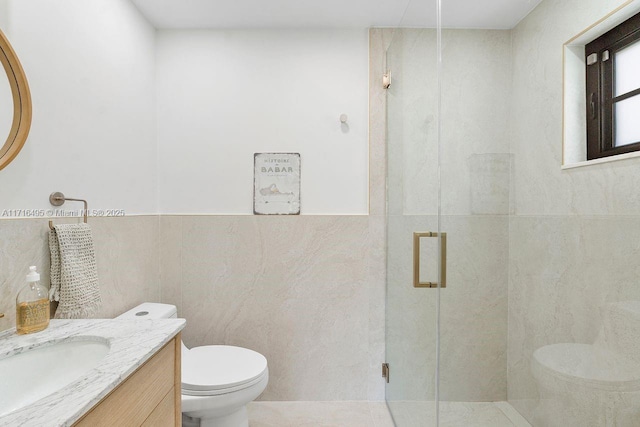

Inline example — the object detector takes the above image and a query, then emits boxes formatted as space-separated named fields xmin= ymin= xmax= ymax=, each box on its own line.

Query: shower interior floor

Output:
xmin=388 ymin=401 xmax=531 ymax=427
xmin=247 ymin=400 xmax=531 ymax=427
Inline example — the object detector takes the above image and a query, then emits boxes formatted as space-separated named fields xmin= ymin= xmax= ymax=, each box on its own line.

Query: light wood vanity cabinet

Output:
xmin=73 ymin=333 xmax=181 ymax=427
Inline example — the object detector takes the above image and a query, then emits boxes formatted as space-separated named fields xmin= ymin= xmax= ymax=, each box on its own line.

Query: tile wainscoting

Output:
xmin=0 ymin=214 xmax=386 ymax=402
xmin=0 ymin=216 xmax=160 ymax=331
xmin=159 ymin=215 xmax=386 ymax=401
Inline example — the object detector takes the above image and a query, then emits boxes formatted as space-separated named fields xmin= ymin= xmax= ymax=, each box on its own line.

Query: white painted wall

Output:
xmin=1 ymin=11 xmax=370 ymax=216
xmin=156 ymin=29 xmax=369 ymax=214
xmin=0 ymin=0 xmax=157 ymax=215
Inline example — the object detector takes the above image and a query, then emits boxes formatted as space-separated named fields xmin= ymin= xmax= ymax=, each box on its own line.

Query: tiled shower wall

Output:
xmin=373 ymin=2 xmax=640 ymax=421
xmin=377 ymin=27 xmax=512 ymax=403
xmin=508 ymin=0 xmax=640 ymax=423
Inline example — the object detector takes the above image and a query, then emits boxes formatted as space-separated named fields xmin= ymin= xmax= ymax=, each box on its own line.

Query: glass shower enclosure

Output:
xmin=384 ymin=0 xmax=515 ymax=425
xmin=384 ymin=0 xmax=640 ymax=426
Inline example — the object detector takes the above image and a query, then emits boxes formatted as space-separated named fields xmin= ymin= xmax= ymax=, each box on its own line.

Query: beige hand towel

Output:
xmin=49 ymin=223 xmax=102 ymax=319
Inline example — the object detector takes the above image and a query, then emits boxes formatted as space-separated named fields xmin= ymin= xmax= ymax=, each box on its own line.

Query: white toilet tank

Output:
xmin=117 ymin=302 xmax=188 ymax=355
xmin=116 ymin=302 xmax=177 ymax=320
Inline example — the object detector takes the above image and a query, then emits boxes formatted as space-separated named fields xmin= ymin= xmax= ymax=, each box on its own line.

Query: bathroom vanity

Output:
xmin=0 ymin=318 xmax=185 ymax=426
xmin=73 ymin=335 xmax=181 ymax=426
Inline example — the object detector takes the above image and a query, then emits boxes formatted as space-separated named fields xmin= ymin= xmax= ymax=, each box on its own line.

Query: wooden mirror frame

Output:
xmin=0 ymin=28 xmax=31 ymax=171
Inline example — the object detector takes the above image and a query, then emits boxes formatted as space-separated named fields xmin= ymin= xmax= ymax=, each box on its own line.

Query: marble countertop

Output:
xmin=0 ymin=318 xmax=185 ymax=426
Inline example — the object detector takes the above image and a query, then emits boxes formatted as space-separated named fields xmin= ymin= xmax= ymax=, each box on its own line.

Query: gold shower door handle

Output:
xmin=413 ymin=232 xmax=447 ymax=288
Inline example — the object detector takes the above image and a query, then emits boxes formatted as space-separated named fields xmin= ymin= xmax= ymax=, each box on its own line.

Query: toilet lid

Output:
xmin=182 ymin=345 xmax=268 ymax=393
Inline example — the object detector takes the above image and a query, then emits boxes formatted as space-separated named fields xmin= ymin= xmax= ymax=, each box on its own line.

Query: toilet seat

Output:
xmin=182 ymin=345 xmax=268 ymax=397
xmin=532 ymin=343 xmax=640 ymax=392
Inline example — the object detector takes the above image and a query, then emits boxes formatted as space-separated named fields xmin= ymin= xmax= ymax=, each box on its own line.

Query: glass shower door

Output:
xmin=384 ymin=21 xmax=514 ymax=426
xmin=384 ymin=0 xmax=516 ymax=423
xmin=435 ymin=26 xmax=512 ymax=423
xmin=384 ymin=13 xmax=443 ymax=425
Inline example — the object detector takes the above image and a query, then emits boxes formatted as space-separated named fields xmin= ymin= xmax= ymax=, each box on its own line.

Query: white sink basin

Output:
xmin=0 ymin=338 xmax=110 ymax=416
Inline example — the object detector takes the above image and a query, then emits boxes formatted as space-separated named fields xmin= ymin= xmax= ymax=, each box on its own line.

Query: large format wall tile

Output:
xmin=510 ymin=0 xmax=635 ymax=217
xmin=161 ymin=215 xmax=385 ymax=401
xmin=509 ymin=0 xmax=640 ymax=425
xmin=0 ymin=216 xmax=160 ymax=330
xmin=386 ymin=29 xmax=512 ymax=217
xmin=159 ymin=215 xmax=183 ymax=315
xmin=90 ymin=216 xmax=160 ymax=318
xmin=1 ymin=213 xmax=384 ymax=401
xmin=386 ymin=215 xmax=508 ymax=402
xmin=383 ymin=27 xmax=510 ymax=404
xmin=508 ymin=215 xmax=640 ymax=422
xmin=367 ymin=214 xmax=387 ymax=401
xmin=369 ymin=28 xmax=393 ymax=217
xmin=0 ymin=219 xmax=52 ymax=331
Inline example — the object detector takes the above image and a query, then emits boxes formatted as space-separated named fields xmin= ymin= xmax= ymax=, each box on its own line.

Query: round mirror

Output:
xmin=0 ymin=59 xmax=11 ymax=144
xmin=0 ymin=28 xmax=31 ymax=171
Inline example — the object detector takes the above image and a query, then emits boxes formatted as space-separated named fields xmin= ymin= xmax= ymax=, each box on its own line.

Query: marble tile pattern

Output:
xmin=366 ymin=31 xmax=389 ymax=402
xmin=380 ymin=27 xmax=510 ymax=404
xmin=385 ymin=28 xmax=437 ymax=217
xmin=510 ymin=0 xmax=633 ymax=217
xmin=385 ymin=29 xmax=512 ymax=217
xmin=0 ymin=218 xmax=52 ymax=332
xmin=385 ymin=401 xmax=531 ymax=427
xmin=386 ymin=215 xmax=508 ymax=402
xmin=368 ymin=29 xmax=393 ymax=217
xmin=469 ymin=154 xmax=514 ymax=216
xmin=159 ymin=215 xmax=386 ymax=401
xmin=0 ymin=318 xmax=185 ymax=426
xmin=508 ymin=0 xmax=640 ymax=425
xmin=1 ymin=214 xmax=386 ymax=403
xmin=365 ymin=215 xmax=387 ymax=402
xmin=508 ymin=216 xmax=640 ymax=423
xmin=0 ymin=216 xmax=160 ymax=332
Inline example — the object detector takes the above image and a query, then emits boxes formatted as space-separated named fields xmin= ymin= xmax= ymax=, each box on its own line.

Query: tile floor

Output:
xmin=388 ymin=401 xmax=531 ymax=427
xmin=248 ymin=401 xmax=531 ymax=427
xmin=248 ymin=401 xmax=394 ymax=427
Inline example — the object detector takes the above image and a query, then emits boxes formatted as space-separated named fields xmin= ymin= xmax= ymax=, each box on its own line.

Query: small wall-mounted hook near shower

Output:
xmin=340 ymin=114 xmax=349 ymax=134
xmin=383 ymin=71 xmax=391 ymax=89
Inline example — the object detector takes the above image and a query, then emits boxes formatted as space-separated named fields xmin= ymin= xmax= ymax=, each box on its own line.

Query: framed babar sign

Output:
xmin=253 ymin=153 xmax=301 ymax=215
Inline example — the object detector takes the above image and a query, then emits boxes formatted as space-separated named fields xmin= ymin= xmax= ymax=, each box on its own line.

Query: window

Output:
xmin=586 ymin=11 xmax=640 ymax=160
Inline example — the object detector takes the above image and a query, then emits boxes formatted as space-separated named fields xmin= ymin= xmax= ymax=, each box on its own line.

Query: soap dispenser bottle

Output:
xmin=16 ymin=266 xmax=50 ymax=334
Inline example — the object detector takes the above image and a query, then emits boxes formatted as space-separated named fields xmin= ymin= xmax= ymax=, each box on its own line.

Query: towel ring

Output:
xmin=48 ymin=192 xmax=88 ymax=230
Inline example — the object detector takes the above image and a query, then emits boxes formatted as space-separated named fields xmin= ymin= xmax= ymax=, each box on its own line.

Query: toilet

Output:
xmin=117 ymin=303 xmax=268 ymax=427
xmin=531 ymin=301 xmax=640 ymax=427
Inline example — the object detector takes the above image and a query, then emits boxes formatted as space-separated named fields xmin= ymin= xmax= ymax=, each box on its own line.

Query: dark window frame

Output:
xmin=586 ymin=11 xmax=640 ymax=160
